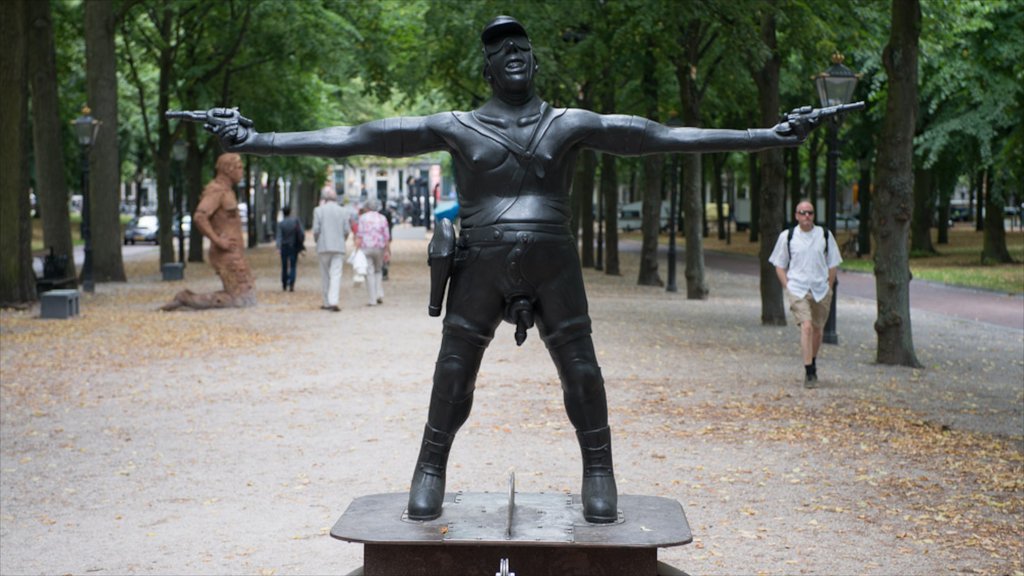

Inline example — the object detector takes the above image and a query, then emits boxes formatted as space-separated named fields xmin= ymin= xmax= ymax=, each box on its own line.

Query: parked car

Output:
xmin=123 ymin=214 xmax=190 ymax=245
xmin=124 ymin=215 xmax=159 ymax=244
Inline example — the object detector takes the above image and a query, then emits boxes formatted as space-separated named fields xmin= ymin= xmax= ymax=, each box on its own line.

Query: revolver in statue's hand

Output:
xmin=165 ymin=107 xmax=255 ymax=146
xmin=774 ymin=101 xmax=866 ymax=140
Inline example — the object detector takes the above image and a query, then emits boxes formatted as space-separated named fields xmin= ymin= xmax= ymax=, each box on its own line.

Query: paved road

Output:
xmin=631 ymin=239 xmax=1024 ymax=331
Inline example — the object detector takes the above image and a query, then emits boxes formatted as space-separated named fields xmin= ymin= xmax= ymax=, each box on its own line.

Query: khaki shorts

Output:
xmin=786 ymin=288 xmax=833 ymax=328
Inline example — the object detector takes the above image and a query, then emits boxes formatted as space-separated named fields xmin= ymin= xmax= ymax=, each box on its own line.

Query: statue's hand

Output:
xmin=203 ymin=107 xmax=256 ymax=150
xmin=772 ymin=106 xmax=818 ymax=142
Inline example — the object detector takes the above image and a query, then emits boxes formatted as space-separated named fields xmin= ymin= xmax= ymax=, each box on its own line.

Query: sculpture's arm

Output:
xmin=577 ymin=110 xmax=808 ymax=156
xmin=186 ymin=107 xmax=451 ymax=158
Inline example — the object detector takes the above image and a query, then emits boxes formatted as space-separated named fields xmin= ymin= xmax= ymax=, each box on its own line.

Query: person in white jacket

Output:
xmin=312 ymin=189 xmax=351 ymax=311
xmin=770 ymin=200 xmax=843 ymax=388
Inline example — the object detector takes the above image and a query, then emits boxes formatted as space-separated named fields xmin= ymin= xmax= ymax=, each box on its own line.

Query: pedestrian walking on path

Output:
xmin=313 ymin=189 xmax=350 ymax=312
xmin=354 ymin=197 xmax=390 ymax=306
xmin=770 ymin=200 xmax=843 ymax=387
xmin=275 ymin=205 xmax=304 ymax=292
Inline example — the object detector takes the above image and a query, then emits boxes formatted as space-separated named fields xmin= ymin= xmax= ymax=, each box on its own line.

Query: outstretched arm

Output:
xmin=577 ymin=103 xmax=864 ymax=157
xmin=168 ymin=108 xmax=450 ymax=158
xmin=236 ymin=116 xmax=450 ymax=158
xmin=641 ymin=122 xmax=802 ymax=154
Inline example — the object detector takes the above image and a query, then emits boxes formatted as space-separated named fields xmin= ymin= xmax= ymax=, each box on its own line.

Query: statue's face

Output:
xmin=484 ymin=34 xmax=535 ymax=97
xmin=226 ymin=158 xmax=244 ymax=184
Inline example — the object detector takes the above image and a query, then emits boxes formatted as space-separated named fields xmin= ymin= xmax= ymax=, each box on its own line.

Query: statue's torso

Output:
xmin=443 ymin=106 xmax=586 ymax=228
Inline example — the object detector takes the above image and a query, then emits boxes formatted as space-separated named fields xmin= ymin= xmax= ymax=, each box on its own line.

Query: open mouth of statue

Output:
xmin=505 ymin=59 xmax=526 ymax=73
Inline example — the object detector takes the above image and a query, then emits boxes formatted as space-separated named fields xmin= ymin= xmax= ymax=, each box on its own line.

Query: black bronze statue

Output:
xmin=173 ymin=16 xmax=851 ymax=524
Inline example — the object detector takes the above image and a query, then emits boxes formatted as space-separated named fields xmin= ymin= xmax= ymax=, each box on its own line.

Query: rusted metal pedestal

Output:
xmin=331 ymin=491 xmax=692 ymax=576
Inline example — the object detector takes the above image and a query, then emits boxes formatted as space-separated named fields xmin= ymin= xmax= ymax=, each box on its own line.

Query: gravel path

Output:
xmin=2 ymin=227 xmax=1021 ymax=576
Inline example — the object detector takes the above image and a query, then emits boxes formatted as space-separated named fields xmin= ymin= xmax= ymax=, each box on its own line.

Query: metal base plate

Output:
xmin=331 ymin=492 xmax=692 ymax=576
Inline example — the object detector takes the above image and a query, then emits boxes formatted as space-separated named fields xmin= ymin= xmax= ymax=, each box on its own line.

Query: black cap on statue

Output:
xmin=481 ymin=15 xmax=529 ymax=45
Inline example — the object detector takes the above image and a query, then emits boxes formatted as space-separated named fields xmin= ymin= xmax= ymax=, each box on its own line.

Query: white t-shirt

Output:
xmin=768 ymin=225 xmax=842 ymax=302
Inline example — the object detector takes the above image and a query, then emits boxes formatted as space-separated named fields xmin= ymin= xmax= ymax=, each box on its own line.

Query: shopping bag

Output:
xmin=348 ymin=249 xmax=368 ymax=283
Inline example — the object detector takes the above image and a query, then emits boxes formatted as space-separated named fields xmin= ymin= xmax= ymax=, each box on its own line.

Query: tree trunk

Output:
xmin=701 ymin=162 xmax=709 ymax=239
xmin=787 ymin=147 xmax=800 ymax=225
xmin=1 ymin=0 xmax=36 ymax=306
xmin=600 ymin=153 xmax=620 ymax=276
xmin=246 ymin=157 xmax=257 ymax=248
xmin=84 ymin=0 xmax=125 ymax=282
xmin=975 ymin=169 xmax=985 ymax=231
xmin=577 ymin=150 xmax=597 ymax=267
xmin=28 ymin=0 xmax=76 ymax=281
xmin=713 ymin=154 xmax=726 ymax=240
xmin=187 ymin=125 xmax=205 ymax=262
xmin=857 ymin=161 xmax=871 ymax=256
xmin=872 ymin=0 xmax=922 ymax=367
xmin=935 ymin=159 xmax=955 ymax=245
xmin=910 ymin=166 xmax=936 ymax=254
xmin=753 ymin=10 xmax=786 ymax=325
xmin=269 ymin=171 xmax=280 ymax=243
xmin=981 ymin=166 xmax=1013 ymax=263
xmin=638 ymin=155 xmax=665 ymax=287
xmin=637 ymin=49 xmax=663 ymax=287
xmin=153 ymin=5 xmax=174 ymax=265
xmin=674 ymin=20 xmax=708 ymax=299
xmin=749 ymin=152 xmax=760 ymax=242
xmin=683 ymin=153 xmax=707 ymax=298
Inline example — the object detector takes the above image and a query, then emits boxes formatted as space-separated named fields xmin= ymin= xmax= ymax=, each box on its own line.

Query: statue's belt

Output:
xmin=458 ymin=224 xmax=571 ymax=247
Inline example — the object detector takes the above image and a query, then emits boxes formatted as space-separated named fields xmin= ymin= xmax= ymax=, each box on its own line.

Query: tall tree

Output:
xmin=910 ymin=165 xmax=937 ymax=254
xmin=28 ymin=0 xmax=77 ymax=282
xmin=871 ymin=0 xmax=921 ymax=367
xmin=84 ymin=0 xmax=126 ymax=282
xmin=599 ymin=152 xmax=621 ymax=275
xmin=637 ymin=40 xmax=664 ymax=287
xmin=673 ymin=17 xmax=714 ymax=299
xmin=574 ymin=150 xmax=598 ymax=267
xmin=0 ymin=0 xmax=36 ymax=306
xmin=914 ymin=0 xmax=1023 ymax=262
xmin=751 ymin=6 xmax=787 ymax=326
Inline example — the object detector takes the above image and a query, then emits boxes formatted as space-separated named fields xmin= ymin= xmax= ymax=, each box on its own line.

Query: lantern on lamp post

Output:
xmin=172 ymin=138 xmax=188 ymax=265
xmin=73 ymin=106 xmax=101 ymax=293
xmin=813 ymin=52 xmax=859 ymax=345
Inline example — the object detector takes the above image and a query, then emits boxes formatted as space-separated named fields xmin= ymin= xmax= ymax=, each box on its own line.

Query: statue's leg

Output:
xmin=407 ymin=327 xmax=491 ymax=520
xmin=159 ymin=288 xmax=244 ymax=311
xmin=531 ymin=238 xmax=617 ymax=523
xmin=547 ymin=335 xmax=617 ymax=523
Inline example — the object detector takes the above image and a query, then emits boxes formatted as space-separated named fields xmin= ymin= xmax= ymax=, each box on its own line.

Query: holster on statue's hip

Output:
xmin=427 ymin=218 xmax=456 ymax=317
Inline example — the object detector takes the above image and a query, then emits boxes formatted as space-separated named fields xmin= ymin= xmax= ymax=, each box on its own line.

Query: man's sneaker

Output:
xmin=804 ymin=373 xmax=818 ymax=389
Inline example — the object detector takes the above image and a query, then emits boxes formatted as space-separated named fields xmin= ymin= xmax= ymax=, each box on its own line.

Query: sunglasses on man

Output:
xmin=797 ymin=210 xmax=814 ymax=216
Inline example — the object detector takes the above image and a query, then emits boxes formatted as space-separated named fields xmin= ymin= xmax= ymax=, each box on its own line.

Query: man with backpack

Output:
xmin=770 ymin=200 xmax=842 ymax=388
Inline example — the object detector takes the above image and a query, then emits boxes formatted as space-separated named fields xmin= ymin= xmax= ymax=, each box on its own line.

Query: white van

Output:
xmin=618 ymin=201 xmax=670 ymax=232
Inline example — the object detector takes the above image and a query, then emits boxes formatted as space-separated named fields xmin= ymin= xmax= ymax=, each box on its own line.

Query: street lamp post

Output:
xmin=73 ymin=106 xmax=101 ymax=293
xmin=814 ymin=53 xmax=859 ymax=345
xmin=172 ymin=139 xmax=188 ymax=266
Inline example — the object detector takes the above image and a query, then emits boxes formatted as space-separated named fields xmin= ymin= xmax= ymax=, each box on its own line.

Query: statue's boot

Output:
xmin=407 ymin=424 xmax=455 ymax=520
xmin=577 ymin=426 xmax=618 ymax=523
